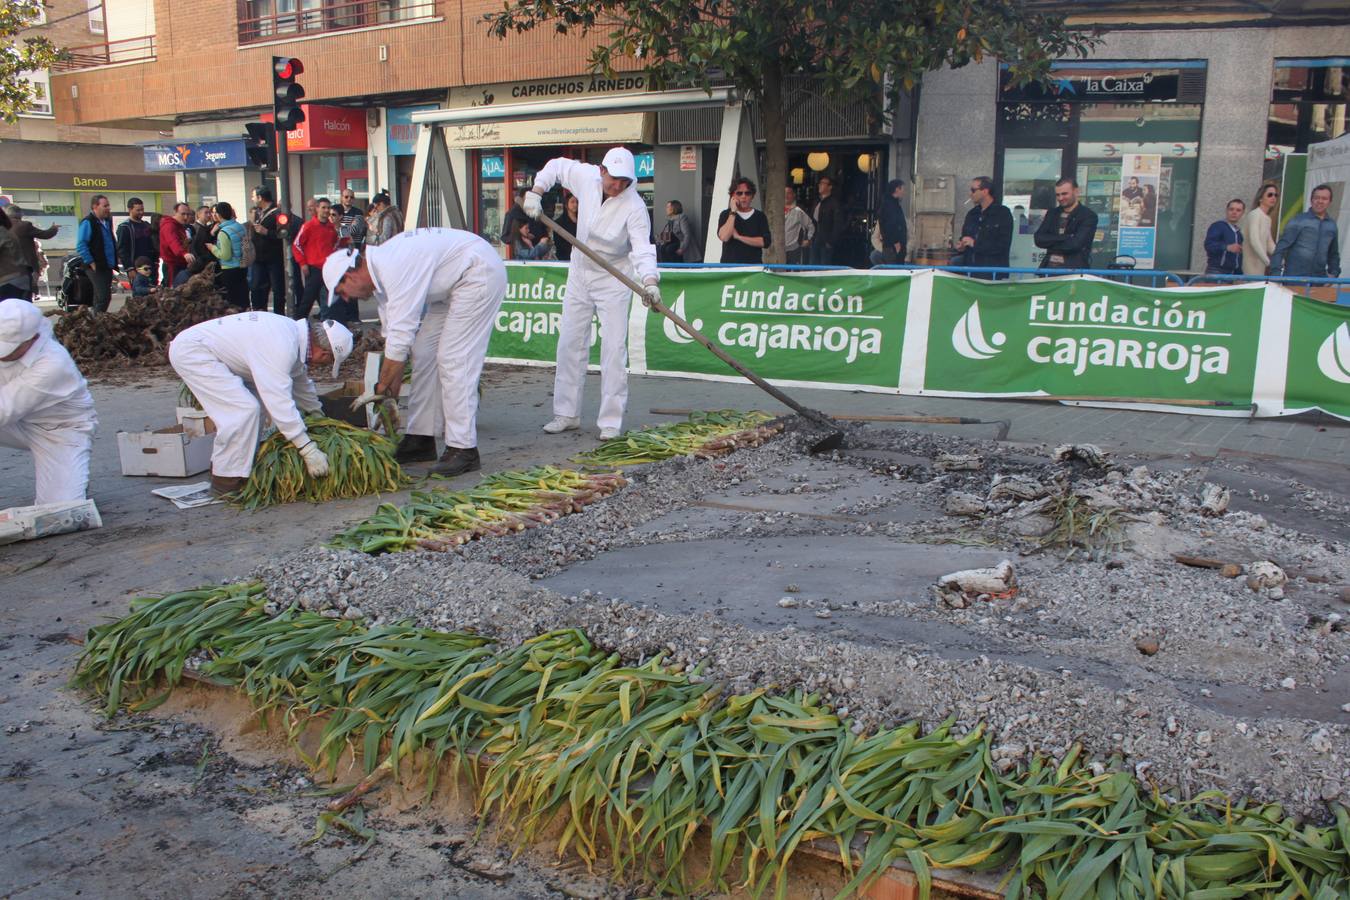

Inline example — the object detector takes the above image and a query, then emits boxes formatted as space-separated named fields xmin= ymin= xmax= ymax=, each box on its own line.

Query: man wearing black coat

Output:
xmin=871 ymin=179 xmax=908 ymax=265
xmin=810 ymin=176 xmax=845 ymax=265
xmin=1034 ymin=178 xmax=1098 ymax=269
xmin=957 ymin=176 xmax=1014 ymax=278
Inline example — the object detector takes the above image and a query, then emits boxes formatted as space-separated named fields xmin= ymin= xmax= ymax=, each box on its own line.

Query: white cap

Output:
xmin=321 ymin=319 xmax=354 ymax=378
xmin=322 ymin=247 xmax=361 ymax=300
xmin=601 ymin=147 xmax=637 ymax=183
xmin=0 ymin=298 xmax=43 ymax=357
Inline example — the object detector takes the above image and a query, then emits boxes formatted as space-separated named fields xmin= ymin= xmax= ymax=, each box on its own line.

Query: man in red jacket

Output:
xmin=292 ymin=198 xmax=338 ymax=320
xmin=159 ymin=203 xmax=194 ymax=287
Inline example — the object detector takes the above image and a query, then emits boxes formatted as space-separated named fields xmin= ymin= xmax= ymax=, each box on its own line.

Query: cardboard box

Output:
xmin=175 ymin=408 xmax=215 ymax=437
xmin=118 ymin=423 xmax=216 ymax=477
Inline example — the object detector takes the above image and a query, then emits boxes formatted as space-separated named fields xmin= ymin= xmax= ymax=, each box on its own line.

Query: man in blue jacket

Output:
xmin=1203 ymin=199 xmax=1245 ymax=275
xmin=1270 ymin=184 xmax=1342 ymax=278
xmin=75 ymin=195 xmax=117 ymax=312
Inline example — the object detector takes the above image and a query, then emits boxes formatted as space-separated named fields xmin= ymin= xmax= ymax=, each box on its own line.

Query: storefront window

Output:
xmin=1267 ymin=59 xmax=1348 ymax=159
xmin=10 ymin=190 xmax=79 ymax=252
xmin=184 ymin=171 xmax=219 ymax=209
xmin=301 ymin=153 xmax=341 ymax=201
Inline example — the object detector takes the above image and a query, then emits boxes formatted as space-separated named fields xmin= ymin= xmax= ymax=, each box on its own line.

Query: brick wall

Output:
xmin=52 ymin=0 xmax=636 ymax=126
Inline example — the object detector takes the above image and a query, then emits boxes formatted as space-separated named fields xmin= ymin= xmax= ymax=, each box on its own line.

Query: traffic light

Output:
xmin=275 ymin=210 xmax=293 ymax=238
xmin=244 ymin=121 xmax=276 ymax=170
xmin=272 ymin=56 xmax=305 ymax=131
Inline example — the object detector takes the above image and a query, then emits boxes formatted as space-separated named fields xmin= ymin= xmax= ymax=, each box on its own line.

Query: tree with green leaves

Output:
xmin=488 ymin=0 xmax=1095 ymax=262
xmin=1 ymin=1 xmax=63 ymax=125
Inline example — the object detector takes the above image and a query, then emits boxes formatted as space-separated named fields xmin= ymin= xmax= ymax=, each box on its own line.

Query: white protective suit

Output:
xmin=168 ymin=311 xmax=322 ymax=478
xmin=366 ymin=229 xmax=506 ymax=449
xmin=0 ymin=319 xmax=98 ymax=505
xmin=532 ymin=158 xmax=658 ymax=432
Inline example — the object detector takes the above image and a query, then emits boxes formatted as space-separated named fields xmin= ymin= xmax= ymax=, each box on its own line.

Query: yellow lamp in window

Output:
xmin=857 ymin=153 xmax=874 ymax=173
xmin=806 ymin=152 xmax=830 ymax=172
xmin=790 ymin=167 xmax=805 ymax=185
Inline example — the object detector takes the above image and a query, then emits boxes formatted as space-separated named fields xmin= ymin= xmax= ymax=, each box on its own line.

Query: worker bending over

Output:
xmin=324 ymin=227 xmax=506 ymax=477
xmin=169 ymin=311 xmax=353 ymax=495
xmin=0 ymin=298 xmax=98 ymax=505
xmin=524 ymin=147 xmax=660 ymax=439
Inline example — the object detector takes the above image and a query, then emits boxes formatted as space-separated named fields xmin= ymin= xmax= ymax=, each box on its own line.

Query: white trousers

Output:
xmin=404 ymin=255 xmax=507 ymax=449
xmin=553 ymin=265 xmax=632 ymax=431
xmin=169 ymin=338 xmax=262 ymax=478
xmin=0 ymin=419 xmax=95 ymax=506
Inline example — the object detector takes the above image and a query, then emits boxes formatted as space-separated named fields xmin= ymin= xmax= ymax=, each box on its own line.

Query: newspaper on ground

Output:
xmin=151 ymin=483 xmax=222 ymax=509
xmin=0 ymin=499 xmax=103 ymax=545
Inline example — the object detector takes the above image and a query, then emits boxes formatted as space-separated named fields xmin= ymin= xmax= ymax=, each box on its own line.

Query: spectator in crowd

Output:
xmin=1034 ymin=178 xmax=1098 ymax=269
xmin=501 ymin=187 xmax=548 ymax=258
xmin=1241 ymin=182 xmax=1279 ymax=277
xmin=159 ymin=202 xmax=193 ymax=288
xmin=512 ymin=220 xmax=552 ymax=259
xmin=6 ymin=206 xmax=58 ymax=301
xmin=810 ymin=176 xmax=844 ymax=265
xmin=659 ymin=200 xmax=701 ymax=264
xmin=206 ymin=202 xmax=248 ymax=308
xmin=1270 ymin=184 xmax=1341 ymax=278
xmin=185 ymin=206 xmax=217 ymax=283
xmin=290 ymin=197 xmax=319 ymax=313
xmin=956 ymin=176 xmax=1014 ymax=276
xmin=1014 ymin=205 xmax=1030 ymax=234
xmin=364 ymin=191 xmax=404 ymax=247
xmin=77 ymin=194 xmax=118 ymax=312
xmin=553 ymin=194 xmax=579 ymax=262
xmin=131 ymin=256 xmax=155 ymax=297
xmin=1203 ymin=199 xmax=1245 ymax=276
xmin=717 ymin=177 xmax=771 ymax=265
xmin=249 ymin=185 xmax=286 ymax=313
xmin=870 ymin=178 xmax=909 ymax=266
xmin=0 ymin=208 xmax=29 ymax=301
xmin=115 ymin=197 xmax=158 ymax=286
xmin=784 ymin=186 xmax=815 ymax=265
xmin=292 ymin=198 xmax=339 ymax=320
xmin=334 ymin=188 xmax=368 ymax=249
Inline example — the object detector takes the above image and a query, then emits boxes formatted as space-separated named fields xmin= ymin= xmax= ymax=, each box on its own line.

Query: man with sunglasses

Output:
xmin=956 ymin=176 xmax=1013 ymax=277
xmin=523 ymin=147 xmax=660 ymax=440
xmin=323 ymin=228 xmax=506 ymax=477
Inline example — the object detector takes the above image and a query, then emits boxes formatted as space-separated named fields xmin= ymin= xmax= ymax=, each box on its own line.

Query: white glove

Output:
xmin=298 ymin=441 xmax=330 ymax=477
xmin=522 ymin=191 xmax=543 ymax=220
xmin=642 ymin=283 xmax=661 ymax=308
xmin=349 ymin=389 xmax=381 ymax=412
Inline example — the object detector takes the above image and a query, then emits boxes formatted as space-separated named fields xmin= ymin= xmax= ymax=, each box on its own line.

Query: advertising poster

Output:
xmin=1117 ymin=154 xmax=1161 ymax=267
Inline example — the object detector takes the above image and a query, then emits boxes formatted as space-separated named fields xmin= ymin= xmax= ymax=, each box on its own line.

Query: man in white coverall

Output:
xmin=523 ymin=147 xmax=661 ymax=439
xmin=169 ymin=312 xmax=353 ymax=495
xmin=0 ymin=298 xmax=98 ymax=505
xmin=323 ymin=228 xmax=507 ymax=477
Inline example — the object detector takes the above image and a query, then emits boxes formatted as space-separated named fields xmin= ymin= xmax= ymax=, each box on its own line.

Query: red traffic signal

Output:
xmin=275 ymin=212 xmax=291 ymax=229
xmin=272 ymin=56 xmax=306 ymax=131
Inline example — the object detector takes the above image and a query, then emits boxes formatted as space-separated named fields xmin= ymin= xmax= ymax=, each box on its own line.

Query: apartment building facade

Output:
xmin=47 ymin=0 xmax=1350 ymax=271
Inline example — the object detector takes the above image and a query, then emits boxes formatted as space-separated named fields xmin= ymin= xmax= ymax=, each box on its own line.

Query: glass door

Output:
xmin=1001 ymin=148 xmax=1062 ymax=269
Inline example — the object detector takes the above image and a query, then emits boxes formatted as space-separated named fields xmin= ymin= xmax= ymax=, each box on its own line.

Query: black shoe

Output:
xmin=428 ymin=446 xmax=480 ymax=477
xmin=393 ymin=433 xmax=437 ymax=463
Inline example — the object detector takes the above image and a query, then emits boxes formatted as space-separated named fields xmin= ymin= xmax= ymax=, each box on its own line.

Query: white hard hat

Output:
xmin=321 ymin=319 xmax=354 ymax=379
xmin=322 ymin=247 xmax=361 ymax=300
xmin=601 ymin=147 xmax=637 ymax=183
xmin=0 ymin=298 xmax=43 ymax=358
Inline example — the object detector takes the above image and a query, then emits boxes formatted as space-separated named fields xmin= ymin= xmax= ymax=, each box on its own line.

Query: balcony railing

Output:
xmin=238 ymin=0 xmax=436 ymax=44
xmin=51 ymin=35 xmax=156 ymax=71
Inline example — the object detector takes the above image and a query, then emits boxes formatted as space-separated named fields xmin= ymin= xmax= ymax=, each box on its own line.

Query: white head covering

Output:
xmin=601 ymin=147 xmax=637 ymax=182
xmin=320 ymin=319 xmax=354 ymax=379
xmin=322 ymin=247 xmax=361 ymax=299
xmin=0 ymin=298 xmax=43 ymax=357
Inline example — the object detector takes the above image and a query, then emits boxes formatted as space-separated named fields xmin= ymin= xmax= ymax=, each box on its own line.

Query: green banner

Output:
xmin=642 ymin=269 xmax=910 ymax=388
xmin=488 ymin=263 xmax=599 ymax=365
xmin=1286 ymin=295 xmax=1350 ymax=420
xmin=923 ymin=275 xmax=1264 ymax=404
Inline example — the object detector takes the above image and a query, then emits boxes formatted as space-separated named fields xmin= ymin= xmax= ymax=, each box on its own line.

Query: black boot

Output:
xmin=393 ymin=433 xmax=437 ymax=463
xmin=428 ymin=446 xmax=480 ymax=477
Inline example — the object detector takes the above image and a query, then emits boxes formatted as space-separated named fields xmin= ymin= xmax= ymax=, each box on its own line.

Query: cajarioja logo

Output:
xmin=1317 ymin=322 xmax=1350 ymax=384
xmin=663 ymin=291 xmax=701 ymax=345
xmin=952 ymin=302 xmax=1006 ymax=360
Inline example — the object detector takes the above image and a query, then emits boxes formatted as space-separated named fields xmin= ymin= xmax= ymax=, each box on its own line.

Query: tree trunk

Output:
xmin=760 ymin=58 xmax=788 ymax=265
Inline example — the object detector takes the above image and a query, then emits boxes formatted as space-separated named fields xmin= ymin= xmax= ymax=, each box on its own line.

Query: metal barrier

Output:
xmin=881 ymin=264 xmax=1187 ymax=288
xmin=1183 ymin=273 xmax=1350 ymax=306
